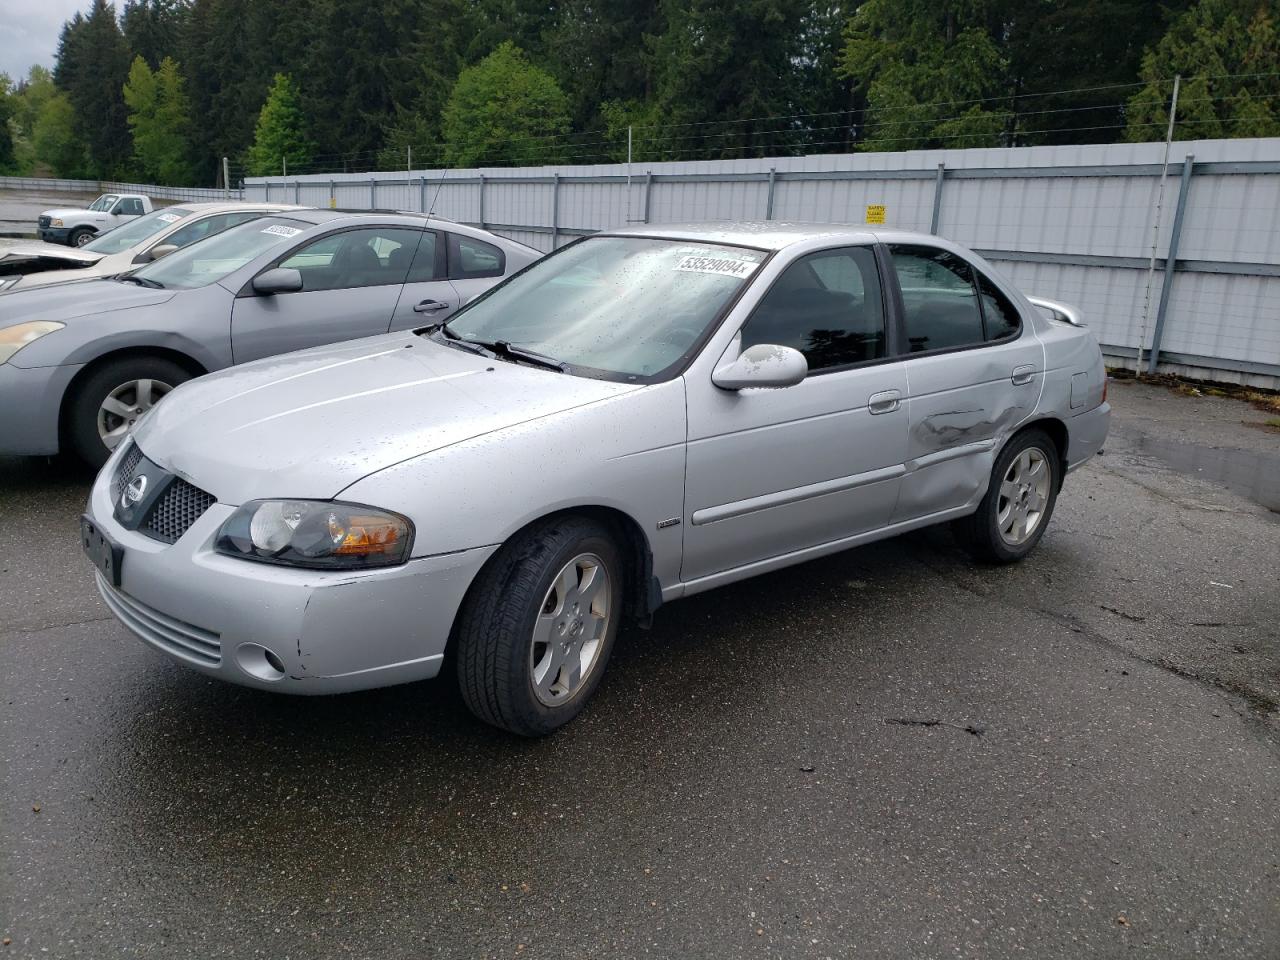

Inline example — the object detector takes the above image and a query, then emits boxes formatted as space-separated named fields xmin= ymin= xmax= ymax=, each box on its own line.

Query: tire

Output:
xmin=456 ymin=516 xmax=623 ymax=737
xmin=69 ymin=227 xmax=95 ymax=247
xmin=66 ymin=356 xmax=190 ymax=468
xmin=953 ymin=428 xmax=1060 ymax=564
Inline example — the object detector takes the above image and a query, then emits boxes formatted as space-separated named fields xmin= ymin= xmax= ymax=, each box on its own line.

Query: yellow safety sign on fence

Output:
xmin=865 ymin=204 xmax=886 ymax=225
xmin=329 ymin=197 xmax=337 ymax=209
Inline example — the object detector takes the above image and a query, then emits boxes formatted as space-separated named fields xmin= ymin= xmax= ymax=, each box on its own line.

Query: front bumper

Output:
xmin=86 ymin=447 xmax=499 ymax=694
xmin=1066 ymin=400 xmax=1110 ymax=473
xmin=0 ymin=361 xmax=82 ymax=456
xmin=38 ymin=227 xmax=74 ymax=245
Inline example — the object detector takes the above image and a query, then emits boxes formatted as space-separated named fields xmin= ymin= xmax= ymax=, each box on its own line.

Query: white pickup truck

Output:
xmin=37 ymin=193 xmax=153 ymax=247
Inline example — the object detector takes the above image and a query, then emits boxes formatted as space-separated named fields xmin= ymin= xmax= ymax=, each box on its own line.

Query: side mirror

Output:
xmin=252 ymin=267 xmax=303 ymax=295
xmin=148 ymin=243 xmax=179 ymax=261
xmin=712 ymin=343 xmax=808 ymax=391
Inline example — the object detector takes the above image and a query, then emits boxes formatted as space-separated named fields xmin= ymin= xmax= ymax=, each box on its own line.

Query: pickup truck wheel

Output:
xmin=953 ymin=428 xmax=1059 ymax=564
xmin=69 ymin=228 xmax=95 ymax=247
xmin=67 ymin=357 xmax=190 ymax=468
xmin=456 ymin=516 xmax=622 ymax=737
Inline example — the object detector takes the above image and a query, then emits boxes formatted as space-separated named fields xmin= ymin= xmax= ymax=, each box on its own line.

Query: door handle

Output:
xmin=1011 ymin=365 xmax=1035 ymax=386
xmin=413 ymin=299 xmax=449 ymax=313
xmin=867 ymin=389 xmax=901 ymax=415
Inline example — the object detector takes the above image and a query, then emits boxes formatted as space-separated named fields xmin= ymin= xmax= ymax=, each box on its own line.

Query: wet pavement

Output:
xmin=2 ymin=380 xmax=1278 ymax=959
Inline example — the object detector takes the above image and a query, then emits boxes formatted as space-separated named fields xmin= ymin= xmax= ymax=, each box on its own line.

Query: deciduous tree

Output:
xmin=440 ymin=42 xmax=571 ymax=166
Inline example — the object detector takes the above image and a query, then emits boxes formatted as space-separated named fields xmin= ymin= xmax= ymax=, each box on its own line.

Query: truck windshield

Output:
xmin=84 ymin=207 xmax=193 ymax=255
xmin=129 ymin=216 xmax=309 ymax=289
xmin=443 ymin=235 xmax=767 ymax=381
xmin=88 ymin=195 xmax=118 ymax=212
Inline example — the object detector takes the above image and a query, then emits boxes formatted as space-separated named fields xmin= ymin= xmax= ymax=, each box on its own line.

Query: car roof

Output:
xmin=273 ymin=209 xmax=528 ymax=246
xmin=169 ymin=201 xmax=308 ymax=214
xmin=604 ymin=220 xmax=943 ymax=251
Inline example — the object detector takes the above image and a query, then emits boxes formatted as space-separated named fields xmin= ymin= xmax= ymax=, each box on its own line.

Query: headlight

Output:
xmin=51 ymin=218 xmax=63 ymax=227
xmin=215 ymin=500 xmax=413 ymax=569
xmin=0 ymin=321 xmax=64 ymax=364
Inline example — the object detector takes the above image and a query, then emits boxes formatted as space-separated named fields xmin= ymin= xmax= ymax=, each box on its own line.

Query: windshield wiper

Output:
xmin=434 ymin=327 xmax=568 ymax=372
xmin=117 ymin=275 xmax=164 ymax=289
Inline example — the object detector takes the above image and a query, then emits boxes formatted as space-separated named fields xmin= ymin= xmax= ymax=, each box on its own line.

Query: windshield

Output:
xmin=88 ymin=195 xmax=118 ymax=212
xmin=130 ymin=216 xmax=309 ymax=290
xmin=83 ymin=207 xmax=193 ymax=254
xmin=444 ymin=236 xmax=766 ymax=379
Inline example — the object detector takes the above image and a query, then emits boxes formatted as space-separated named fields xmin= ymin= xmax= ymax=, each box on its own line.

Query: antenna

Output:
xmin=425 ymin=160 xmax=449 ymax=220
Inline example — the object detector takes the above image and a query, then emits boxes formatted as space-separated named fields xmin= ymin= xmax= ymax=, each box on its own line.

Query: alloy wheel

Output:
xmin=997 ymin=446 xmax=1051 ymax=545
xmin=97 ymin=378 xmax=173 ymax=451
xmin=530 ymin=553 xmax=611 ymax=706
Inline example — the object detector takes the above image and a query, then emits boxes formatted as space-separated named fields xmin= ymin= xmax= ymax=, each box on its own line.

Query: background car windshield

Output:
xmin=132 ymin=217 xmax=309 ymax=289
xmin=88 ymin=195 xmax=117 ymax=212
xmin=446 ymin=236 xmax=765 ymax=378
xmin=83 ymin=207 xmax=193 ymax=254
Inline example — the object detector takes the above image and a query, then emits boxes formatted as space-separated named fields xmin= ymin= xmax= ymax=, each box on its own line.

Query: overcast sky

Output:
xmin=2 ymin=0 xmax=87 ymax=82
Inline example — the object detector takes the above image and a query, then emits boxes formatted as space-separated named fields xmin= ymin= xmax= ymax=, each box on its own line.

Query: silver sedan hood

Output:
xmin=132 ymin=333 xmax=641 ymax=503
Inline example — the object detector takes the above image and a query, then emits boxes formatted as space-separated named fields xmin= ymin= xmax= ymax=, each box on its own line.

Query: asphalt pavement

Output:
xmin=2 ymin=380 xmax=1277 ymax=959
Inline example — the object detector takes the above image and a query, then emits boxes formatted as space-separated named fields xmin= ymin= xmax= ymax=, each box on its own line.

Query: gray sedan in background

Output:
xmin=0 ymin=210 xmax=541 ymax=464
xmin=82 ymin=223 xmax=1110 ymax=736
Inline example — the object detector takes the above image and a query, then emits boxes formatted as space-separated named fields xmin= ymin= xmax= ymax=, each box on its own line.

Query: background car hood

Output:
xmin=40 ymin=207 xmax=98 ymax=219
xmin=0 ymin=239 xmax=104 ymax=267
xmin=0 ymin=279 xmax=175 ymax=326
xmin=133 ymin=333 xmax=641 ymax=503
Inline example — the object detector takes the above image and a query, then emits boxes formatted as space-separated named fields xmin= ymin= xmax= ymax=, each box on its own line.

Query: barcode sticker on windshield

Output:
xmin=157 ymin=213 xmax=180 ymax=223
xmin=674 ymin=255 xmax=760 ymax=279
xmin=261 ymin=224 xmax=302 ymax=238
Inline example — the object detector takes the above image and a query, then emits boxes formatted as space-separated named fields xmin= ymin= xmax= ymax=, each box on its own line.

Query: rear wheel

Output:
xmin=66 ymin=356 xmax=190 ymax=468
xmin=455 ymin=516 xmax=622 ymax=736
xmin=953 ymin=428 xmax=1059 ymax=564
xmin=69 ymin=227 xmax=94 ymax=247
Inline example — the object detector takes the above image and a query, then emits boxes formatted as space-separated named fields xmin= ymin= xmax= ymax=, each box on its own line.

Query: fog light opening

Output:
xmin=234 ymin=642 xmax=286 ymax=682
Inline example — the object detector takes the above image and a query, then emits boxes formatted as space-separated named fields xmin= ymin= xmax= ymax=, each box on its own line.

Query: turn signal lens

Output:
xmin=216 ymin=500 xmax=413 ymax=569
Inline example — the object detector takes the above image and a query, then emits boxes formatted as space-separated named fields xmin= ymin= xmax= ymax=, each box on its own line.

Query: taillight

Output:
xmin=1102 ymin=376 xmax=1108 ymax=405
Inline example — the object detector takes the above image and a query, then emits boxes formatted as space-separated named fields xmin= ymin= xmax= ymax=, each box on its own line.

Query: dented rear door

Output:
xmin=887 ymin=244 xmax=1043 ymax=523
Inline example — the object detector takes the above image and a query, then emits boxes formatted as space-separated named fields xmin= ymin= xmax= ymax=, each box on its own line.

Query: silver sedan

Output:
xmin=82 ymin=223 xmax=1110 ymax=736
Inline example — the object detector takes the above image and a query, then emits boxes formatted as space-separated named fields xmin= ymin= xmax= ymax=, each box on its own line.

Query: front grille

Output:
xmin=111 ymin=443 xmax=144 ymax=503
xmin=38 ymin=215 xmax=50 ymax=228
xmin=143 ymin=478 xmax=216 ymax=544
xmin=96 ymin=574 xmax=222 ymax=666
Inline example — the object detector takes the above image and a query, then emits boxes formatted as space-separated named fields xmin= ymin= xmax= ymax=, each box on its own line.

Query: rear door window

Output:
xmin=889 ymin=246 xmax=985 ymax=352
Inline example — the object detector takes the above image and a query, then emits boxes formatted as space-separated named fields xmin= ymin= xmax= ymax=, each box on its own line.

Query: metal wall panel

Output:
xmin=241 ymin=136 xmax=1280 ymax=384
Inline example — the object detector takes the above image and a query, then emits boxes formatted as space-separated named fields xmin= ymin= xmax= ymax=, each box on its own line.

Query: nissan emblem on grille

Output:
xmin=122 ymin=474 xmax=147 ymax=506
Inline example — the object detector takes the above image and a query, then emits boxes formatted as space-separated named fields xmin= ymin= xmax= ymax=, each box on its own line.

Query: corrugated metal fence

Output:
xmin=243 ymin=136 xmax=1275 ymax=388
xmin=0 ymin=175 xmax=241 ymax=203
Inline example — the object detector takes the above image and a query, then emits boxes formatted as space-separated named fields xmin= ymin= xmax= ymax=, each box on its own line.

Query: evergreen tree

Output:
xmin=123 ymin=55 xmax=195 ymax=183
xmin=246 ymin=73 xmax=316 ymax=175
xmin=838 ymin=0 xmax=1008 ymax=150
xmin=122 ymin=0 xmax=191 ymax=68
xmin=644 ymin=0 xmax=817 ymax=159
xmin=54 ymin=1 xmax=135 ymax=177
xmin=1125 ymin=0 xmax=1280 ymax=141
xmin=440 ymin=42 xmax=571 ymax=166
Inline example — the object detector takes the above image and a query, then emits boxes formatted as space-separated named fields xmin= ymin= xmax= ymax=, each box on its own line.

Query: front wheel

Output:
xmin=69 ymin=227 xmax=94 ymax=247
xmin=455 ymin=516 xmax=623 ymax=736
xmin=65 ymin=356 xmax=190 ymax=468
xmin=953 ymin=428 xmax=1060 ymax=564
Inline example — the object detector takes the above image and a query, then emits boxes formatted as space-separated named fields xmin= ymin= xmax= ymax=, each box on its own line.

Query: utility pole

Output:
xmin=625 ymin=125 xmax=633 ymax=225
xmin=1136 ymin=73 xmax=1181 ymax=376
xmin=222 ymin=157 xmax=230 ymax=200
xmin=282 ymin=156 xmax=287 ymax=178
xmin=407 ymin=145 xmax=412 ymax=181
